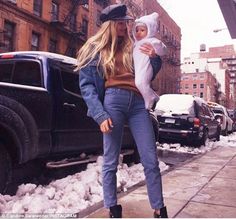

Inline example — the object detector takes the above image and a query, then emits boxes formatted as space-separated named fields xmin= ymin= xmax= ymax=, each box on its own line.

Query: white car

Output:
xmin=208 ymin=102 xmax=233 ymax=136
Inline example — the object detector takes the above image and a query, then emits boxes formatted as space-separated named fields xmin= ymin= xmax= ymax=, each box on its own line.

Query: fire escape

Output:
xmin=119 ymin=0 xmax=143 ymax=18
xmin=50 ymin=0 xmax=88 ymax=57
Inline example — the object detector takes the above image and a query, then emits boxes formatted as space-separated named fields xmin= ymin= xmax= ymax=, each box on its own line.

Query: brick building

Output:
xmin=0 ymin=0 xmax=113 ymax=57
xmin=200 ymin=45 xmax=236 ymax=109
xmin=181 ymin=45 xmax=235 ymax=108
xmin=180 ymin=71 xmax=220 ymax=103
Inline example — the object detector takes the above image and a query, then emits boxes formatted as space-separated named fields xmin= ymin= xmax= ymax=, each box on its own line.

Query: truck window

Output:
xmin=12 ymin=61 xmax=42 ymax=87
xmin=61 ymin=70 xmax=81 ymax=95
xmin=0 ymin=63 xmax=13 ymax=82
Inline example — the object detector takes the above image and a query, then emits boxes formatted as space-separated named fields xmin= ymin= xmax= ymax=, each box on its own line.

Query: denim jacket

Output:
xmin=79 ymin=55 xmax=162 ymax=125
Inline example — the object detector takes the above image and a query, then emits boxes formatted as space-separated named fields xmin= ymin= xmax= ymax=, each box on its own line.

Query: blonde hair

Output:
xmin=75 ymin=21 xmax=133 ymax=78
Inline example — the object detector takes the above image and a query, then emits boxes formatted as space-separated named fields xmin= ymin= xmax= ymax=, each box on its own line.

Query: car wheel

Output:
xmin=196 ymin=129 xmax=209 ymax=147
xmin=0 ymin=143 xmax=12 ymax=194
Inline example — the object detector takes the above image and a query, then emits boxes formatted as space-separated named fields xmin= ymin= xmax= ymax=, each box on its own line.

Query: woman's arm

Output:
xmin=79 ymin=66 xmax=110 ymax=125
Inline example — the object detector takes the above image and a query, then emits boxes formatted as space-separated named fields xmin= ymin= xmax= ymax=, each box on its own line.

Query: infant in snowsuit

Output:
xmin=133 ymin=12 xmax=167 ymax=110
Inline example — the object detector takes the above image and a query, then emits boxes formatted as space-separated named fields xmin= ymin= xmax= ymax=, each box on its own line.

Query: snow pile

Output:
xmin=0 ymin=156 xmax=168 ymax=214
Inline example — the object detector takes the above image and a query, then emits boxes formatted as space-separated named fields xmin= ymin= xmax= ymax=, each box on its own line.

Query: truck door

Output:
xmin=49 ymin=61 xmax=103 ymax=155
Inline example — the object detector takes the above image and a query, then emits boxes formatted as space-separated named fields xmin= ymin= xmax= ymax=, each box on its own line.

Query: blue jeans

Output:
xmin=102 ymin=87 xmax=164 ymax=210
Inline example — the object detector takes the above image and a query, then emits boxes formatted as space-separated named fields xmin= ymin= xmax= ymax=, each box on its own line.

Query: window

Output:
xmin=51 ymin=2 xmax=59 ymax=21
xmin=192 ymin=74 xmax=198 ymax=80
xmin=96 ymin=10 xmax=102 ymax=26
xmin=12 ymin=61 xmax=41 ymax=87
xmin=158 ymin=20 xmax=161 ymax=33
xmin=0 ymin=61 xmax=41 ymax=87
xmin=81 ymin=19 xmax=88 ymax=37
xmin=200 ymin=74 xmax=205 ymax=79
xmin=31 ymin=32 xmax=40 ymax=50
xmin=200 ymin=84 xmax=204 ymax=88
xmin=3 ymin=21 xmax=15 ymax=52
xmin=200 ymin=92 xmax=204 ymax=98
xmin=69 ymin=13 xmax=77 ymax=32
xmin=0 ymin=63 xmax=13 ymax=82
xmin=196 ymin=68 xmax=199 ymax=72
xmin=185 ymin=84 xmax=189 ymax=89
xmin=33 ymin=0 xmax=42 ymax=17
xmin=193 ymin=84 xmax=197 ymax=89
xmin=183 ymin=76 xmax=189 ymax=80
xmin=61 ymin=69 xmax=81 ymax=95
xmin=49 ymin=39 xmax=57 ymax=53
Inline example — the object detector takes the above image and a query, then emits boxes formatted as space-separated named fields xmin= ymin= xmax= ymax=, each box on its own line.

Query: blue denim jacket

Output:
xmin=79 ymin=56 xmax=162 ymax=125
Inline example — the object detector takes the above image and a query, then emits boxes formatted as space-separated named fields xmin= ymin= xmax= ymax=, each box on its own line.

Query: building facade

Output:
xmin=180 ymin=71 xmax=220 ymax=103
xmin=182 ymin=45 xmax=236 ymax=108
xmin=200 ymin=45 xmax=236 ymax=108
xmin=0 ymin=0 xmax=113 ymax=57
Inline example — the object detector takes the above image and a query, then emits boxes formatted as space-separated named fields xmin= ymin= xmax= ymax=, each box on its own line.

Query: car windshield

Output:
xmin=155 ymin=94 xmax=195 ymax=115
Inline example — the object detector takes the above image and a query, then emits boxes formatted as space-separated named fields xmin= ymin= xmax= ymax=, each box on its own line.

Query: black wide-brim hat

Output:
xmin=100 ymin=4 xmax=133 ymax=23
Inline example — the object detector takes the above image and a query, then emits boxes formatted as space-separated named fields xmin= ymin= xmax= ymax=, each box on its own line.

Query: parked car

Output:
xmin=0 ymin=51 xmax=160 ymax=193
xmin=154 ymin=94 xmax=221 ymax=147
xmin=208 ymin=102 xmax=233 ymax=135
xmin=228 ymin=109 xmax=236 ymax=132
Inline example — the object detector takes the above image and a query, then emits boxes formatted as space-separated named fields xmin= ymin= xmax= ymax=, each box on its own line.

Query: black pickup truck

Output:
xmin=0 ymin=51 xmax=159 ymax=194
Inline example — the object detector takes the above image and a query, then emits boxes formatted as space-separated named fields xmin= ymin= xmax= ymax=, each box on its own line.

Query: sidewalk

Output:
xmin=85 ymin=146 xmax=236 ymax=218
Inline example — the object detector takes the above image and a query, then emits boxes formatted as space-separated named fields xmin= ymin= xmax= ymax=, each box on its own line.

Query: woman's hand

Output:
xmin=100 ymin=118 xmax=114 ymax=133
xmin=139 ymin=43 xmax=157 ymax=58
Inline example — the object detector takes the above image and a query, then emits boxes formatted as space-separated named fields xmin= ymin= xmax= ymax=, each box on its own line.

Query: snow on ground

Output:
xmin=1 ymin=132 xmax=236 ymax=215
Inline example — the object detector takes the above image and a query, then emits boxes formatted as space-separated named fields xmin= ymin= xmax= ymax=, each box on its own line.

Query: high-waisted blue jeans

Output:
xmin=102 ymin=87 xmax=164 ymax=210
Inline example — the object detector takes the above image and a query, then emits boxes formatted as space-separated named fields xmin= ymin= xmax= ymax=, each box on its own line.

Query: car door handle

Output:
xmin=63 ymin=103 xmax=76 ymax=108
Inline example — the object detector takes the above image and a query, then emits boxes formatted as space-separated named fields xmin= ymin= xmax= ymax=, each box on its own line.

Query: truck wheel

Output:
xmin=0 ymin=144 xmax=12 ymax=194
xmin=0 ymin=95 xmax=38 ymax=161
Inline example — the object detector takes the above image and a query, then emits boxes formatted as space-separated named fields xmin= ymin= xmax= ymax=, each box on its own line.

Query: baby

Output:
xmin=133 ymin=12 xmax=167 ymax=110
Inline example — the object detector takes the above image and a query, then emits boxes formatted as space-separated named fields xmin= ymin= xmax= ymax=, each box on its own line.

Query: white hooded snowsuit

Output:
xmin=133 ymin=12 xmax=167 ymax=110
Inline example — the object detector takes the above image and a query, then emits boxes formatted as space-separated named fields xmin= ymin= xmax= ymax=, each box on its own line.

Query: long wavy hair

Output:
xmin=75 ymin=20 xmax=133 ymax=78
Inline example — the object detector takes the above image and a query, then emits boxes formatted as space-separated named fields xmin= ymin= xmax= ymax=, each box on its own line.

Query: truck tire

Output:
xmin=0 ymin=95 xmax=38 ymax=162
xmin=0 ymin=143 xmax=12 ymax=194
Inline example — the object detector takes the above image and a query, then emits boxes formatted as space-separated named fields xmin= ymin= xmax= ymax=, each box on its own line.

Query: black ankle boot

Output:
xmin=109 ymin=204 xmax=122 ymax=218
xmin=154 ymin=206 xmax=168 ymax=218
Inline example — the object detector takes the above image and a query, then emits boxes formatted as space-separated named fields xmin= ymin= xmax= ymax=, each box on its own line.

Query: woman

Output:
xmin=76 ymin=4 xmax=168 ymax=218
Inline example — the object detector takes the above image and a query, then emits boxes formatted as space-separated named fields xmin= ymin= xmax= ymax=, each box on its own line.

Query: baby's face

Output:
xmin=135 ymin=25 xmax=148 ymax=41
